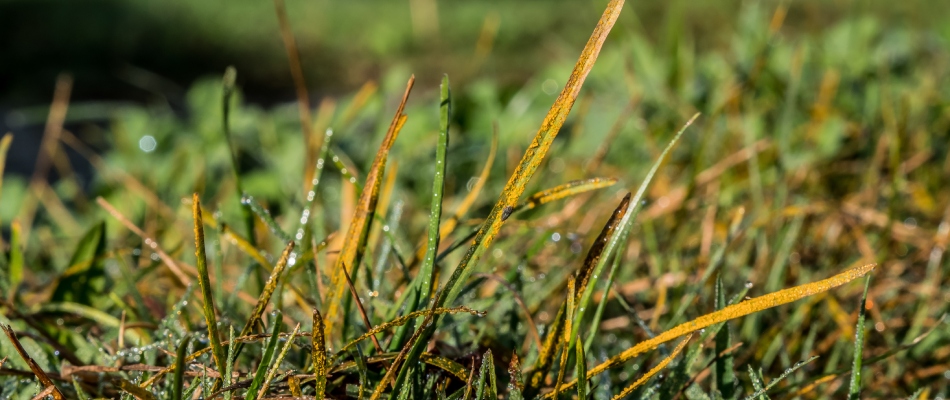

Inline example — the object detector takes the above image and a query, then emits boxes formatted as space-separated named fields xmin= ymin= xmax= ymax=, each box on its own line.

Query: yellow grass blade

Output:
xmin=542 ymin=263 xmax=875 ymax=397
xmin=611 ymin=334 xmax=692 ymax=400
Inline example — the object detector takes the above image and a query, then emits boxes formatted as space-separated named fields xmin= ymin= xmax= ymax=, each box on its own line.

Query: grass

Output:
xmin=2 ymin=0 xmax=950 ymax=399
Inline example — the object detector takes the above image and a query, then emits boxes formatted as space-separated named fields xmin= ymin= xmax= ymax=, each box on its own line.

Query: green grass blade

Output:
xmin=0 ymin=133 xmax=12 ymax=268
xmin=715 ymin=274 xmax=737 ymax=400
xmin=172 ymin=335 xmax=192 ymax=400
xmin=524 ymin=303 xmax=565 ymax=398
xmin=353 ymin=345 xmax=369 ymax=400
xmin=258 ymin=323 xmax=300 ymax=400
xmin=742 ymin=356 xmax=819 ymax=400
xmin=241 ymin=193 xmax=293 ymax=243
xmin=220 ymin=66 xmax=256 ymax=244
xmin=747 ymin=365 xmax=768 ymax=400
xmin=849 ymin=275 xmax=872 ymax=400
xmin=475 ymin=349 xmax=496 ymax=400
xmin=296 ymin=127 xmax=335 ymax=242
xmin=245 ymin=311 xmax=283 ymax=400
xmin=571 ymin=113 xmax=700 ymax=351
xmin=576 ymin=335 xmax=588 ymax=400
xmin=415 ymin=74 xmax=451 ymax=305
xmin=584 ymin=228 xmax=629 ymax=353
xmin=191 ymin=194 xmax=227 ymax=378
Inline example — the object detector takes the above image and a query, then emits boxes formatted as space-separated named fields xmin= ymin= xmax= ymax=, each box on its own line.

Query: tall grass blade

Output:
xmin=325 ymin=76 xmax=415 ymax=339
xmin=571 ymin=114 xmax=700 ymax=353
xmin=554 ymin=277 xmax=577 ymax=399
xmin=192 ymin=194 xmax=227 ymax=377
xmin=387 ymin=4 xmax=626 ymax=392
xmin=172 ymin=335 xmax=192 ymax=400
xmin=220 ymin=67 xmax=256 ymax=244
xmin=514 ymin=177 xmax=618 ymax=214
xmin=524 ymin=304 xmax=565 ymax=398
xmin=543 ymin=263 xmax=875 ymax=396
xmin=612 ymin=334 xmax=692 ymax=400
xmin=245 ymin=311 xmax=283 ymax=400
xmin=416 ymin=74 xmax=451 ymax=304
xmin=849 ymin=275 xmax=872 ymax=400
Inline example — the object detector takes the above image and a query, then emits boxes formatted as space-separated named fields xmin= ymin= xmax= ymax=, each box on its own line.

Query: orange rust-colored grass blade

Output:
xmin=611 ymin=334 xmax=693 ymax=399
xmin=437 ymin=0 xmax=627 ymax=311
xmin=324 ymin=76 xmax=415 ymax=340
xmin=2 ymin=324 xmax=65 ymax=400
xmin=542 ymin=263 xmax=876 ymax=397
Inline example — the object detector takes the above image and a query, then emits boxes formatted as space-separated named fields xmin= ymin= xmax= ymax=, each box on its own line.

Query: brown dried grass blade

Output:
xmin=1 ymin=324 xmax=64 ymax=400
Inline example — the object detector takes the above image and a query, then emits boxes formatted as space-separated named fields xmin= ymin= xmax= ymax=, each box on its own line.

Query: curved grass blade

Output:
xmin=570 ymin=114 xmax=700 ymax=354
xmin=313 ymin=309 xmax=328 ymax=399
xmin=245 ymin=311 xmax=283 ymax=400
xmin=325 ymin=76 xmax=415 ymax=339
xmin=415 ymin=74 xmax=451 ymax=304
xmin=575 ymin=193 xmax=630 ymax=302
xmin=172 ymin=335 xmax=192 ymax=400
xmin=848 ymin=275 xmax=872 ymax=400
xmin=1 ymin=324 xmax=65 ymax=400
xmin=115 ymin=376 xmax=157 ymax=400
xmin=297 ymin=127 xmax=335 ymax=242
xmin=543 ymin=263 xmax=876 ymax=397
xmin=257 ymin=323 xmax=300 ymax=400
xmin=192 ymin=194 xmax=227 ymax=378
xmin=612 ymin=335 xmax=692 ymax=400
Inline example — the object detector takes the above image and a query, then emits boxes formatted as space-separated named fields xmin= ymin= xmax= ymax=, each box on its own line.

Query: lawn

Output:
xmin=1 ymin=0 xmax=948 ymax=399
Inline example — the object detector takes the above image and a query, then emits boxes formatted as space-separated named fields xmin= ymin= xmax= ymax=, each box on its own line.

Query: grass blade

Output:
xmin=257 ymin=323 xmax=300 ymax=400
xmin=514 ymin=177 xmax=618 ymax=214
xmin=241 ymin=194 xmax=293 ymax=243
xmin=474 ymin=350 xmax=497 ymax=400
xmin=544 ymin=263 xmax=876 ymax=396
xmin=384 ymin=4 xmax=627 ymax=393
xmin=612 ymin=334 xmax=692 ymax=400
xmin=245 ymin=311 xmax=284 ymax=400
xmin=848 ymin=275 xmax=872 ymax=399
xmin=524 ymin=304 xmax=565 ymax=398
xmin=1 ymin=324 xmax=65 ymax=399
xmin=554 ymin=277 xmax=577 ymax=400
xmin=576 ymin=335 xmax=588 ymax=400
xmin=324 ymin=75 xmax=415 ymax=339
xmin=192 ymin=194 xmax=227 ymax=377
xmin=741 ymin=356 xmax=819 ymax=400
xmin=220 ymin=67 xmax=256 ymax=244
xmin=238 ymin=241 xmax=295 ymax=338
xmin=172 ymin=335 xmax=193 ymax=400
xmin=570 ymin=114 xmax=700 ymax=353
xmin=313 ymin=308 xmax=328 ymax=399
xmin=508 ymin=354 xmax=525 ymax=400
xmin=715 ymin=274 xmax=738 ymax=399
xmin=416 ymin=74 xmax=451 ymax=305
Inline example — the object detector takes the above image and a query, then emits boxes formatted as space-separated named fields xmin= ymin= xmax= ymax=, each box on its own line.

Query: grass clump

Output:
xmin=2 ymin=0 xmax=949 ymax=399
